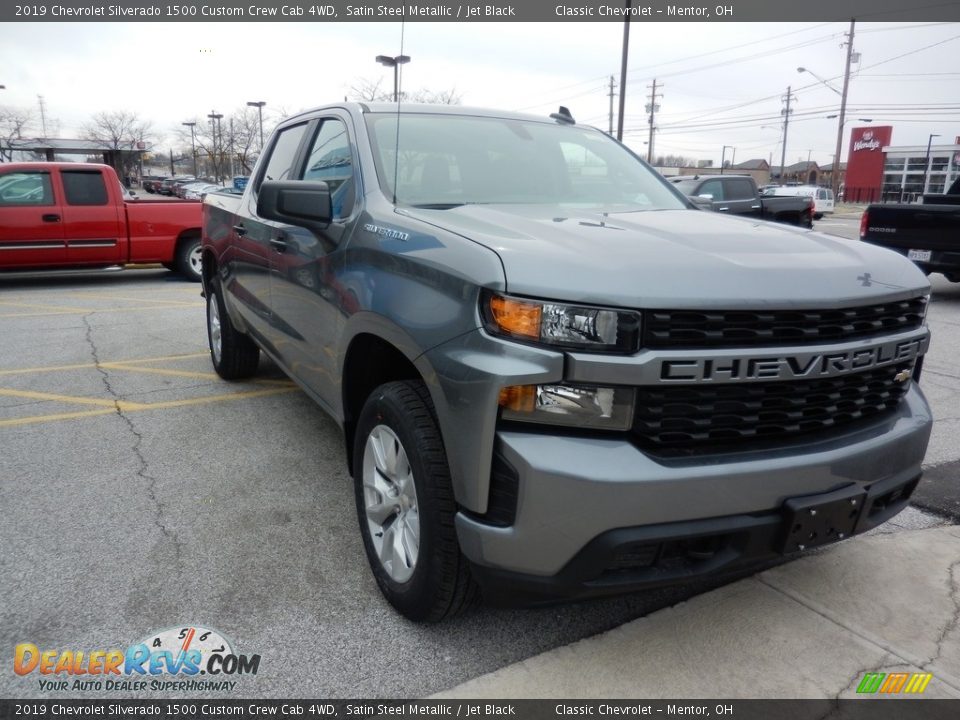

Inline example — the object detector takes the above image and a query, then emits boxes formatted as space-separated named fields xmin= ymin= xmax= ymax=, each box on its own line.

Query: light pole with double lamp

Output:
xmin=246 ymin=101 xmax=266 ymax=154
xmin=207 ymin=111 xmax=224 ymax=181
xmin=376 ymin=54 xmax=411 ymax=102
xmin=181 ymin=122 xmax=197 ymax=177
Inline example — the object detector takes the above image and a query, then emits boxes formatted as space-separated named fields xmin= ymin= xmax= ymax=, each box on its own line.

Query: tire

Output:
xmin=206 ymin=276 xmax=260 ymax=380
xmin=353 ymin=380 xmax=478 ymax=622
xmin=813 ymin=213 xmax=823 ymax=220
xmin=176 ymin=235 xmax=203 ymax=282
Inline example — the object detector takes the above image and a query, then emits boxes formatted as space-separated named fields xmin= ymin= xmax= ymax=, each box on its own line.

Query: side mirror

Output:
xmin=257 ymin=180 xmax=332 ymax=229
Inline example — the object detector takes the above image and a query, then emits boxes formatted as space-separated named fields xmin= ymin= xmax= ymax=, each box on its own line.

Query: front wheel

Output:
xmin=206 ymin=276 xmax=260 ymax=380
xmin=353 ymin=380 xmax=477 ymax=622
xmin=176 ymin=235 xmax=203 ymax=282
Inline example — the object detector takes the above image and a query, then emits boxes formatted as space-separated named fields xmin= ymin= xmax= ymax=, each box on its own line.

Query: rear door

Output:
xmin=60 ymin=168 xmax=124 ymax=266
xmin=0 ymin=168 xmax=66 ymax=267
xmin=717 ymin=178 xmax=762 ymax=217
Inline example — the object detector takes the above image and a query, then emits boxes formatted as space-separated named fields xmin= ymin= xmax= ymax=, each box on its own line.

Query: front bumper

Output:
xmin=455 ymin=385 xmax=931 ymax=602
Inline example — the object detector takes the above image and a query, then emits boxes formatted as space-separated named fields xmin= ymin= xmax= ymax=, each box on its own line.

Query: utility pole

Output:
xmin=832 ymin=18 xmax=856 ymax=199
xmin=646 ymin=78 xmax=662 ymax=164
xmin=616 ymin=0 xmax=631 ymax=141
xmin=779 ymin=86 xmax=795 ymax=184
xmin=607 ymin=76 xmax=616 ymax=136
xmin=37 ymin=95 xmax=48 ymax=137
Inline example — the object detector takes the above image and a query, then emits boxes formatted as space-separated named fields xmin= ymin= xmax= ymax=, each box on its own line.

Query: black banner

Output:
xmin=2 ymin=700 xmax=960 ymax=720
xmin=3 ymin=0 xmax=960 ymax=23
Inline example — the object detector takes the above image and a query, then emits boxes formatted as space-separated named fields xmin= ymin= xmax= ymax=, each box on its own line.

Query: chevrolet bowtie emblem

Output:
xmin=894 ymin=370 xmax=912 ymax=383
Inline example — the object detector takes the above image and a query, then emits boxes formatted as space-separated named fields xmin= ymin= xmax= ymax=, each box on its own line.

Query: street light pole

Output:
xmin=375 ymin=55 xmax=411 ymax=102
xmin=923 ymin=134 xmax=941 ymax=195
xmin=207 ymin=111 xmax=224 ymax=181
xmin=246 ymin=101 xmax=266 ymax=153
xmin=182 ymin=122 xmax=197 ymax=177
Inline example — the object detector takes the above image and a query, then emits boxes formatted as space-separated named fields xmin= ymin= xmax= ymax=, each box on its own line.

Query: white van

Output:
xmin=764 ymin=185 xmax=834 ymax=219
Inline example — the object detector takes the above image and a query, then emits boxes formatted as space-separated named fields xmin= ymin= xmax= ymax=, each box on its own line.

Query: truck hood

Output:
xmin=400 ymin=205 xmax=929 ymax=308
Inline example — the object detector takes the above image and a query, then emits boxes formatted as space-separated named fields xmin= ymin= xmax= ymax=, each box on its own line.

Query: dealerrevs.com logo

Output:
xmin=14 ymin=625 xmax=261 ymax=693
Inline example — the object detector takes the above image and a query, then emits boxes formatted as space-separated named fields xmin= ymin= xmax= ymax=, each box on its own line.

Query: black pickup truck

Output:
xmin=860 ymin=177 xmax=960 ymax=282
xmin=670 ymin=174 xmax=814 ymax=228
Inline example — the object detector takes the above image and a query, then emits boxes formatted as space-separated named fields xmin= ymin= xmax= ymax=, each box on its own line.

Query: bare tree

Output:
xmin=177 ymin=105 xmax=266 ymax=182
xmin=0 ymin=105 xmax=35 ymax=162
xmin=347 ymin=77 xmax=462 ymax=105
xmin=82 ymin=111 xmax=153 ymax=180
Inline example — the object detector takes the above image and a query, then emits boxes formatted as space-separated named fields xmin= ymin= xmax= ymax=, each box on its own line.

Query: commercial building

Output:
xmin=842 ymin=126 xmax=960 ymax=203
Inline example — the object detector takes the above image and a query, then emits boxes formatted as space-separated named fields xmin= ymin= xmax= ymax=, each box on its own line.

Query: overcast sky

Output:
xmin=1 ymin=20 xmax=958 ymax=167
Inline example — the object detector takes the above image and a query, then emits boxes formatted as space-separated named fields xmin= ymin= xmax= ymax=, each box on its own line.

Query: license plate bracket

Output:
xmin=907 ymin=249 xmax=932 ymax=262
xmin=779 ymin=484 xmax=866 ymax=554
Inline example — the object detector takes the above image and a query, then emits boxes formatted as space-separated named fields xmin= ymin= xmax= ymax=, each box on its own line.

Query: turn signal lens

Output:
xmin=489 ymin=296 xmax=541 ymax=339
xmin=498 ymin=385 xmax=536 ymax=413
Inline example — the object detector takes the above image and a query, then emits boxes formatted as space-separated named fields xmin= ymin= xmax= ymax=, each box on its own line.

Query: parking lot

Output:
xmin=1 ymin=246 xmax=958 ymax=699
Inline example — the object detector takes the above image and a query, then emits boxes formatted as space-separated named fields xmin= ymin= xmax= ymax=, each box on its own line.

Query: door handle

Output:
xmin=718 ymin=207 xmax=729 ymax=212
xmin=42 ymin=214 xmax=61 ymax=222
xmin=750 ymin=205 xmax=761 ymax=209
xmin=232 ymin=224 xmax=247 ymax=236
xmin=269 ymin=236 xmax=290 ymax=252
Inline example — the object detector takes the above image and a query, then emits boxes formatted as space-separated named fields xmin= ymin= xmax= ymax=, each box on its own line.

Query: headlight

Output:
xmin=499 ymin=384 xmax=635 ymax=431
xmin=482 ymin=292 xmax=640 ymax=352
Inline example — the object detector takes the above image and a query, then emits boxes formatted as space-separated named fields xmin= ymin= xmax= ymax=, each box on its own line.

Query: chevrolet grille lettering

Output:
xmin=660 ymin=338 xmax=924 ymax=383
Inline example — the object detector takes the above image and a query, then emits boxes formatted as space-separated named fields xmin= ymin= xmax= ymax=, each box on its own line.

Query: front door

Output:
xmin=0 ymin=169 xmax=66 ymax=267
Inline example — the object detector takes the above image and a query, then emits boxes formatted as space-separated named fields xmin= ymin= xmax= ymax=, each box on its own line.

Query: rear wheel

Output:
xmin=353 ymin=380 xmax=477 ymax=622
xmin=206 ymin=276 xmax=260 ymax=379
xmin=176 ymin=235 xmax=203 ymax=282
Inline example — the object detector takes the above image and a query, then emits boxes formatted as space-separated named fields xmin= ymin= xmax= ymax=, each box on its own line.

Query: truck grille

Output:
xmin=643 ymin=297 xmax=927 ymax=349
xmin=633 ymin=364 xmax=912 ymax=452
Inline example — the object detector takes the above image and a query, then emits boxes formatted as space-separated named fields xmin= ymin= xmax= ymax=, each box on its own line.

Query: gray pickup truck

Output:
xmin=201 ymin=103 xmax=932 ymax=622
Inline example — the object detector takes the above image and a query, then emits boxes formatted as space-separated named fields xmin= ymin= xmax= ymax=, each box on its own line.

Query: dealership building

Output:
xmin=842 ymin=125 xmax=960 ymax=203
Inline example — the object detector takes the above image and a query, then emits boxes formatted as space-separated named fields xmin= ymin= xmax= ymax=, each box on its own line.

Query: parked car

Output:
xmin=184 ymin=183 xmax=222 ymax=201
xmin=765 ymin=184 xmax=835 ymax=219
xmin=860 ymin=176 xmax=960 ymax=282
xmin=159 ymin=175 xmax=195 ymax=196
xmin=0 ymin=163 xmax=203 ymax=281
xmin=202 ymin=103 xmax=931 ymax=622
xmin=671 ymin=175 xmax=814 ymax=227
xmin=141 ymin=175 xmax=169 ymax=194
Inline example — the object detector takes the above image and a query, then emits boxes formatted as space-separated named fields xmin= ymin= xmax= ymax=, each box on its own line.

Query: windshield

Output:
xmin=365 ymin=112 xmax=686 ymax=211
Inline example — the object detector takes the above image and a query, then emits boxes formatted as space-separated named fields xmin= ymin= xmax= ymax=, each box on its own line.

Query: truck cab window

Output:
xmin=700 ymin=179 xmax=724 ymax=201
xmin=258 ymin=123 xmax=308 ymax=186
xmin=302 ymin=119 xmax=355 ymax=220
xmin=62 ymin=171 xmax=108 ymax=206
xmin=0 ymin=172 xmax=54 ymax=206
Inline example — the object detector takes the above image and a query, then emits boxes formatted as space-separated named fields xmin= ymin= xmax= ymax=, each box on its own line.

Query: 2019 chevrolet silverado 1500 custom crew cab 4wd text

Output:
xmin=202 ymin=104 xmax=932 ymax=622
xmin=0 ymin=163 xmax=204 ymax=281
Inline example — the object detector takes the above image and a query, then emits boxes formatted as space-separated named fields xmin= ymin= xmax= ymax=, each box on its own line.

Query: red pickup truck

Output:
xmin=0 ymin=162 xmax=203 ymax=281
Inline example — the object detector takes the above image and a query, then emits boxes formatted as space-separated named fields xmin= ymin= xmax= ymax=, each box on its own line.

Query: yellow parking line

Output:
xmin=0 ymin=304 xmax=201 ymax=318
xmin=99 ymin=364 xmax=220 ymax=380
xmin=0 ymin=300 xmax=93 ymax=312
xmin=0 ymin=408 xmax=119 ymax=428
xmin=68 ymin=293 xmax=202 ymax=306
xmin=0 ymin=386 xmax=300 ymax=428
xmin=139 ymin=386 xmax=300 ymax=410
xmin=0 ymin=388 xmax=149 ymax=410
xmin=0 ymin=353 xmax=210 ymax=377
